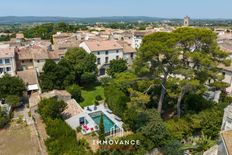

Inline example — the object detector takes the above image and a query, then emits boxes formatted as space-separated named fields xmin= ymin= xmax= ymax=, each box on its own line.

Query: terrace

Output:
xmin=65 ymin=103 xmax=124 ymax=137
xmin=84 ymin=104 xmax=124 ymax=136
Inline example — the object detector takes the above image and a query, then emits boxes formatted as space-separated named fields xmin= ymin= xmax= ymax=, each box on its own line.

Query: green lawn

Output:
xmin=80 ymin=85 xmax=105 ymax=107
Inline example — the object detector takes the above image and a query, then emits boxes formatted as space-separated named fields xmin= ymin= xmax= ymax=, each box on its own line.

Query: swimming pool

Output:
xmin=90 ymin=112 xmax=118 ymax=133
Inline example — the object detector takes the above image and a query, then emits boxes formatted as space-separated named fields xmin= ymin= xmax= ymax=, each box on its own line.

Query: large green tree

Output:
xmin=172 ymin=27 xmax=229 ymax=117
xmin=0 ymin=74 xmax=26 ymax=98
xmin=64 ymin=48 xmax=97 ymax=84
xmin=40 ymin=48 xmax=97 ymax=91
xmin=134 ymin=32 xmax=181 ymax=114
xmin=134 ymin=28 xmax=229 ymax=116
xmin=107 ymin=59 xmax=128 ymax=77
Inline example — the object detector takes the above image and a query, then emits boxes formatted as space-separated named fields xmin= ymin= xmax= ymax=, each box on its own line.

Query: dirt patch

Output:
xmin=0 ymin=122 xmax=42 ymax=155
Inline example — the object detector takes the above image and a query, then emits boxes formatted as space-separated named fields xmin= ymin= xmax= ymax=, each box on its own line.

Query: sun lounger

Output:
xmin=115 ymin=116 xmax=122 ymax=121
xmin=106 ymin=109 xmax=112 ymax=114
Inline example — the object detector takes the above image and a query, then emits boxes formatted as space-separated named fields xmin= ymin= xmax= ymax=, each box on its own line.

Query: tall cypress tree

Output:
xmin=99 ymin=113 xmax=105 ymax=141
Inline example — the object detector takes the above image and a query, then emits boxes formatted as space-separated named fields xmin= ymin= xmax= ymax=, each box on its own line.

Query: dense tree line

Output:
xmin=23 ymin=22 xmax=88 ymax=39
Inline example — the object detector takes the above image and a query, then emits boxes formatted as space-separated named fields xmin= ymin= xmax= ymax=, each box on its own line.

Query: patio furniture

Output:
xmin=106 ymin=109 xmax=112 ymax=114
xmin=115 ymin=116 xmax=122 ymax=121
xmin=87 ymin=106 xmax=92 ymax=111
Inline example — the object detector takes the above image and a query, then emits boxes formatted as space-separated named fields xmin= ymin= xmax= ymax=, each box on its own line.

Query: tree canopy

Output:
xmin=40 ymin=48 xmax=97 ymax=91
xmin=107 ymin=59 xmax=128 ymax=77
xmin=0 ymin=74 xmax=26 ymax=98
xmin=134 ymin=27 xmax=229 ymax=116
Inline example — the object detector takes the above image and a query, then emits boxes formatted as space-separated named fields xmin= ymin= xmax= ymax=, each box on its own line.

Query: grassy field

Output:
xmin=80 ymin=85 xmax=105 ymax=107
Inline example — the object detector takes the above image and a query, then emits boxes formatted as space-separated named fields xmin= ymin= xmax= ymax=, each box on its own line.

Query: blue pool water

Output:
xmin=91 ymin=113 xmax=117 ymax=133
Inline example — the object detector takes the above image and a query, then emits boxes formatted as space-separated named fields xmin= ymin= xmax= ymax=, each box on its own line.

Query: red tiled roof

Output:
xmin=84 ymin=40 xmax=123 ymax=52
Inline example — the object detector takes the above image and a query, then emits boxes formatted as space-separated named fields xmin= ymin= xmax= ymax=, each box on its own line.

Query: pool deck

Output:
xmin=65 ymin=102 xmax=124 ymax=136
xmin=84 ymin=104 xmax=124 ymax=131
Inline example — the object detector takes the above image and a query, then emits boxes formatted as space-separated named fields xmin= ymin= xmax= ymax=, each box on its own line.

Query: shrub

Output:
xmin=183 ymin=94 xmax=212 ymax=114
xmin=76 ymin=126 xmax=82 ymax=133
xmin=38 ymin=98 xmax=67 ymax=121
xmin=0 ymin=107 xmax=9 ymax=128
xmin=95 ymin=95 xmax=103 ymax=101
xmin=28 ymin=111 xmax=32 ymax=117
xmin=5 ymin=95 xmax=21 ymax=108
xmin=66 ymin=84 xmax=82 ymax=102
xmin=94 ymin=100 xmax=99 ymax=106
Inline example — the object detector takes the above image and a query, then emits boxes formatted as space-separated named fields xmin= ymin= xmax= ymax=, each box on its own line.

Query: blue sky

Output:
xmin=0 ymin=0 xmax=231 ymax=19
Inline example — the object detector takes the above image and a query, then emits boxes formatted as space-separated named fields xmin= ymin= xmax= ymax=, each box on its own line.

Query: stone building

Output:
xmin=183 ymin=16 xmax=190 ymax=26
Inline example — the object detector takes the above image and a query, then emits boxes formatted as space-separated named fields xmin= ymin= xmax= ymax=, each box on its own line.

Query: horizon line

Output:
xmin=0 ymin=15 xmax=232 ymax=20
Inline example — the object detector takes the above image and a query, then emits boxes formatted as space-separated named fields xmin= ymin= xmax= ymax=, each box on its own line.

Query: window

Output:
xmin=97 ymin=52 xmax=100 ymax=55
xmin=22 ymin=60 xmax=24 ymax=63
xmin=6 ymin=67 xmax=11 ymax=72
xmin=116 ymin=56 xmax=119 ymax=60
xmin=5 ymin=59 xmax=10 ymax=64
xmin=105 ymin=51 xmax=109 ymax=55
xmin=116 ymin=50 xmax=119 ymax=53
xmin=0 ymin=68 xmax=3 ymax=73
xmin=130 ymin=53 xmax=134 ymax=59
xmin=37 ymin=60 xmax=40 ymax=63
xmin=105 ymin=57 xmax=109 ymax=63
xmin=97 ymin=58 xmax=101 ymax=65
xmin=0 ymin=59 xmax=2 ymax=64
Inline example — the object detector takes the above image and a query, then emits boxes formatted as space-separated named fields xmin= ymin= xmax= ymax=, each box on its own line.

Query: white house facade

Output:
xmin=80 ymin=40 xmax=124 ymax=75
xmin=0 ymin=47 xmax=16 ymax=77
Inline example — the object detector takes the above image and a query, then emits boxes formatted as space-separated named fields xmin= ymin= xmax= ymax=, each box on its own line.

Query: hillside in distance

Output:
xmin=0 ymin=16 xmax=174 ymax=24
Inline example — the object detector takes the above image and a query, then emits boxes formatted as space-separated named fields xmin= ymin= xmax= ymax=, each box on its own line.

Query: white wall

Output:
xmin=33 ymin=59 xmax=46 ymax=73
xmin=79 ymin=42 xmax=91 ymax=53
xmin=0 ymin=56 xmax=16 ymax=76
xmin=123 ymin=53 xmax=136 ymax=65
xmin=132 ymin=36 xmax=143 ymax=49
xmin=93 ymin=50 xmax=123 ymax=69
xmin=222 ymin=70 xmax=232 ymax=94
xmin=80 ymin=42 xmax=124 ymax=69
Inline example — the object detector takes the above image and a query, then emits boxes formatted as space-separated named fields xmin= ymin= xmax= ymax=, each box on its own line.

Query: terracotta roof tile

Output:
xmin=84 ymin=40 xmax=123 ymax=52
xmin=0 ymin=48 xmax=15 ymax=58
xmin=117 ymin=41 xmax=136 ymax=53
xmin=17 ymin=69 xmax=38 ymax=85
